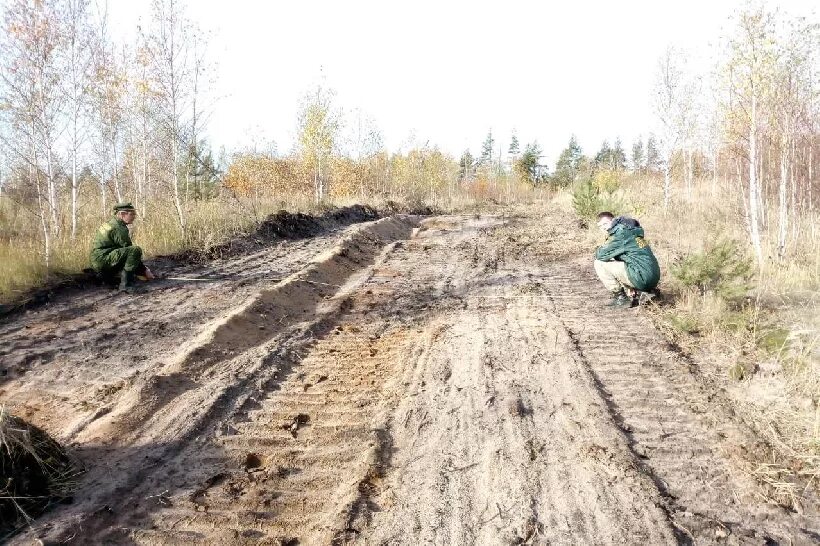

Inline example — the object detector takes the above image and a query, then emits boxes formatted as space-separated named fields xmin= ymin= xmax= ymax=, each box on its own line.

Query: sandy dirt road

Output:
xmin=1 ymin=205 xmax=818 ymax=545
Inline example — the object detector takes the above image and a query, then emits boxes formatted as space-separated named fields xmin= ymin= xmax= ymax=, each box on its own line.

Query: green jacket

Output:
xmin=90 ymin=217 xmax=133 ymax=267
xmin=595 ymin=219 xmax=661 ymax=291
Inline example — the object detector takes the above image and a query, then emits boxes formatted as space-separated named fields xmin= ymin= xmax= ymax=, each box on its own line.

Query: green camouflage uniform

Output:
xmin=89 ymin=217 xmax=143 ymax=275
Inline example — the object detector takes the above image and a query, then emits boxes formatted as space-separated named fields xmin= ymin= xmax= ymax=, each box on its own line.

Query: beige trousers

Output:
xmin=594 ymin=259 xmax=635 ymax=293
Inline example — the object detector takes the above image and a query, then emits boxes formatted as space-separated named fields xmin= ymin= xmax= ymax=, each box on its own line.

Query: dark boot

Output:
xmin=118 ymin=269 xmax=138 ymax=294
xmin=637 ymin=288 xmax=663 ymax=306
xmin=607 ymin=288 xmax=635 ymax=308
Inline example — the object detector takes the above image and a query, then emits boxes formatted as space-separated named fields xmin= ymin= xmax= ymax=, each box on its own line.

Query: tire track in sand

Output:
xmin=542 ymin=256 xmax=820 ymax=545
xmin=338 ymin=217 xmax=679 ymax=545
xmin=20 ymin=215 xmax=418 ymax=544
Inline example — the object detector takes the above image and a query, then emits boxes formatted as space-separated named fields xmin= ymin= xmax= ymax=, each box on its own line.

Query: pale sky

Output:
xmin=110 ymin=0 xmax=817 ymax=167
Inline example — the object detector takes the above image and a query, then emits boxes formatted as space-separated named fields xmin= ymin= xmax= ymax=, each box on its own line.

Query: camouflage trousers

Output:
xmin=91 ymin=246 xmax=144 ymax=275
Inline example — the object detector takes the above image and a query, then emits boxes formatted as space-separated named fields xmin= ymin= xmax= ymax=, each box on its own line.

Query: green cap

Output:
xmin=113 ymin=202 xmax=136 ymax=213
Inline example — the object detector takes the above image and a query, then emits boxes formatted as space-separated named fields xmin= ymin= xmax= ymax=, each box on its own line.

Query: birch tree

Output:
xmin=129 ymin=39 xmax=155 ymax=214
xmin=297 ymin=86 xmax=339 ymax=203
xmin=0 ymin=0 xmax=65 ymax=265
xmin=653 ymin=46 xmax=685 ymax=210
xmin=62 ymin=0 xmax=94 ymax=238
xmin=770 ymin=18 xmax=817 ymax=259
xmin=723 ymin=6 xmax=778 ymax=265
xmin=145 ymin=0 xmax=192 ymax=234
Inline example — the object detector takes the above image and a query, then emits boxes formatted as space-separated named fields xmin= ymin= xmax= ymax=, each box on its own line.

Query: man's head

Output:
xmin=596 ymin=211 xmax=614 ymax=233
xmin=113 ymin=202 xmax=137 ymax=224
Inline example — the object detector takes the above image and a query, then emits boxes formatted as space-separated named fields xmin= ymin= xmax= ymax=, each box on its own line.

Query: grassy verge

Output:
xmin=570 ymin=173 xmax=820 ymax=504
xmin=0 ymin=195 xmax=299 ymax=302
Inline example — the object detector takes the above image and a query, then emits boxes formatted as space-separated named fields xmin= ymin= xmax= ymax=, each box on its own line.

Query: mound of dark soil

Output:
xmin=174 ymin=204 xmax=380 ymax=263
xmin=0 ymin=413 xmax=80 ymax=540
xmin=381 ymin=200 xmax=437 ymax=216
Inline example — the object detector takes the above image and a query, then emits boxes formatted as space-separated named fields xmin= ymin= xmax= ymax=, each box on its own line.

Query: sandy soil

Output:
xmin=1 ymin=205 xmax=818 ymax=545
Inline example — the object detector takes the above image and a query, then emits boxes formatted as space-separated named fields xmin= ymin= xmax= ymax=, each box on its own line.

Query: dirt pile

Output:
xmin=179 ymin=204 xmax=381 ymax=262
xmin=0 ymin=409 xmax=80 ymax=540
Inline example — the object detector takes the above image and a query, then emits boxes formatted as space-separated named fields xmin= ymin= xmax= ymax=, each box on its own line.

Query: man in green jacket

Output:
xmin=90 ymin=202 xmax=154 ymax=293
xmin=594 ymin=211 xmax=660 ymax=308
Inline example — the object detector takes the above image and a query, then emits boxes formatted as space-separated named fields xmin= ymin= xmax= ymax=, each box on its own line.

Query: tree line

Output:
xmin=0 ymin=1 xmax=816 ymax=273
xmin=545 ymin=5 xmax=818 ymax=264
xmin=651 ymin=6 xmax=818 ymax=263
xmin=0 ymin=0 xmax=217 ymax=266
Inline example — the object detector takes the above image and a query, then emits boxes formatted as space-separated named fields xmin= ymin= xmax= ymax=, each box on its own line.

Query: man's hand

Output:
xmin=144 ymin=266 xmax=155 ymax=280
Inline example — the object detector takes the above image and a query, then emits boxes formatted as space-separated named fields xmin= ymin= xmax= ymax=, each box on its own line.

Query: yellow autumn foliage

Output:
xmin=223 ymin=154 xmax=308 ymax=198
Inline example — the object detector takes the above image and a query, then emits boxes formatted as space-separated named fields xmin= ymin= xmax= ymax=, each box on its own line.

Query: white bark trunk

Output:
xmin=45 ymin=145 xmax=58 ymax=235
xmin=100 ymin=160 xmax=107 ymax=214
xmin=32 ymin=161 xmax=51 ymax=270
xmin=777 ymin=136 xmax=788 ymax=260
xmin=71 ymin=152 xmax=78 ymax=239
xmin=748 ymin=95 xmax=764 ymax=265
xmin=142 ymin=125 xmax=149 ymax=213
xmin=112 ymin=138 xmax=122 ymax=202
xmin=172 ymin=134 xmax=185 ymax=234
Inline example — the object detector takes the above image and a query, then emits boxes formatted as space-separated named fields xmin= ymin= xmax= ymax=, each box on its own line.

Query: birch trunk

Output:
xmin=71 ymin=152 xmax=78 ymax=239
xmin=45 ymin=145 xmax=58 ymax=235
xmin=777 ymin=134 xmax=788 ymax=260
xmin=748 ymin=95 xmax=764 ymax=265
xmin=172 ymin=133 xmax=185 ymax=234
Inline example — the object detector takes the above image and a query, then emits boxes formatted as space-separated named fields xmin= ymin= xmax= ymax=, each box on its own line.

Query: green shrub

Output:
xmin=670 ymin=239 xmax=753 ymax=301
xmin=593 ymin=170 xmax=622 ymax=193
xmin=717 ymin=309 xmax=754 ymax=333
xmin=667 ymin=312 xmax=701 ymax=334
xmin=571 ymin=178 xmax=626 ymax=219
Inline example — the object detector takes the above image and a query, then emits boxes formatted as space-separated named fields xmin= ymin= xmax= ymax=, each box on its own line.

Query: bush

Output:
xmin=670 ymin=239 xmax=753 ymax=301
xmin=571 ymin=178 xmax=626 ymax=219
xmin=593 ymin=170 xmax=622 ymax=193
xmin=667 ymin=312 xmax=701 ymax=334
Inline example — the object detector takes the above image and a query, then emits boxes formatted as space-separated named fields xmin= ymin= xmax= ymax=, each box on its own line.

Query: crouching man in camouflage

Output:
xmin=90 ymin=202 xmax=154 ymax=294
xmin=594 ymin=211 xmax=660 ymax=308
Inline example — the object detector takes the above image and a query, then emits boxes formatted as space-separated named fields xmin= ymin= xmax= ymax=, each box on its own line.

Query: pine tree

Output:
xmin=508 ymin=132 xmax=520 ymax=156
xmin=594 ymin=140 xmax=612 ymax=168
xmin=514 ymin=142 xmax=541 ymax=183
xmin=553 ymin=135 xmax=584 ymax=187
xmin=459 ymin=150 xmax=474 ymax=181
xmin=645 ymin=134 xmax=661 ymax=172
xmin=611 ymin=138 xmax=627 ymax=171
xmin=631 ymin=138 xmax=645 ymax=173
xmin=479 ymin=131 xmax=494 ymax=166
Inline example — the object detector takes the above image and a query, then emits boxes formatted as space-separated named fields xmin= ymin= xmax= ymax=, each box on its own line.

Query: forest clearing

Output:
xmin=1 ymin=0 xmax=819 ymax=544
xmin=0 ymin=202 xmax=817 ymax=545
